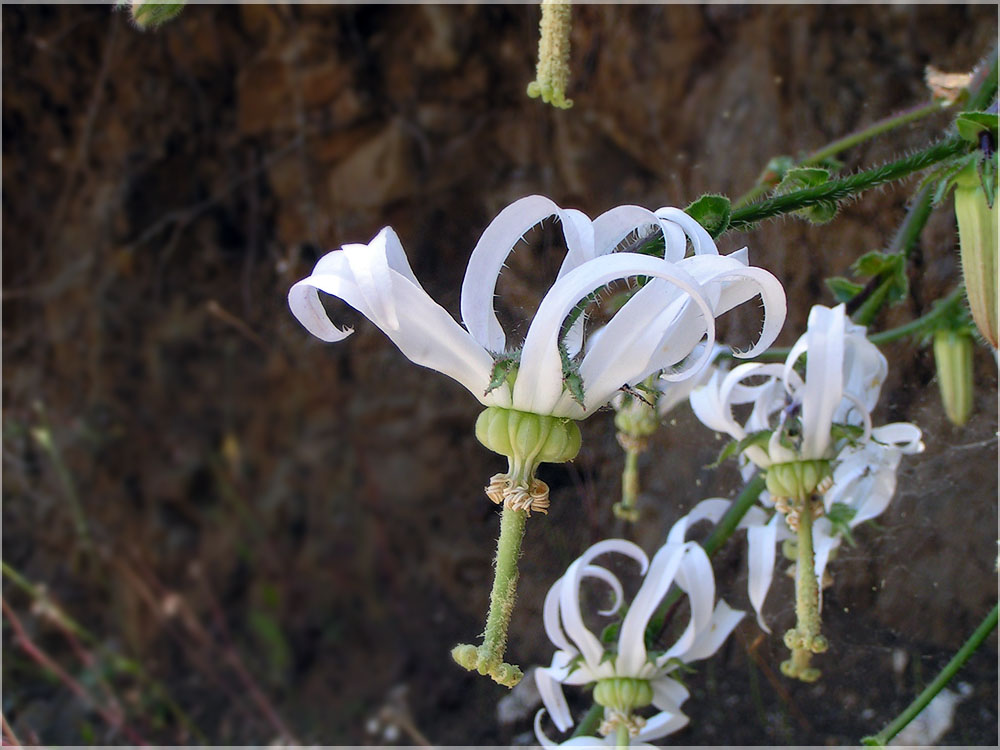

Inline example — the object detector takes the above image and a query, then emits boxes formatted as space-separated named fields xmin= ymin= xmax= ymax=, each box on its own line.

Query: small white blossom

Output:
xmin=534 ymin=500 xmax=745 ymax=745
xmin=689 ymin=304 xmax=922 ymax=631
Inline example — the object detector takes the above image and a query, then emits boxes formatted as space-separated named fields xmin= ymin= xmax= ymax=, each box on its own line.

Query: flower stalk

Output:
xmin=725 ymin=138 xmax=967 ymax=235
xmin=452 ymin=506 xmax=528 ymax=687
xmin=780 ymin=490 xmax=828 ymax=683
xmin=862 ymin=603 xmax=998 ymax=746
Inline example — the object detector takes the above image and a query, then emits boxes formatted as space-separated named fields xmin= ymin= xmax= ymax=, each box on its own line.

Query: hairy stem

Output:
xmin=725 ymin=138 xmax=966 ymax=235
xmin=452 ymin=506 xmax=527 ymax=687
xmin=780 ymin=495 xmax=826 ymax=683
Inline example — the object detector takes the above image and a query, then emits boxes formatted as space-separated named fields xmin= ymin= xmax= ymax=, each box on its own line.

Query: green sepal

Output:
xmin=826 ymin=277 xmax=864 ymax=305
xmin=486 ymin=353 xmax=519 ymax=395
xmin=826 ymin=502 xmax=858 ymax=547
xmin=600 ymin=620 xmax=621 ymax=645
xmin=829 ymin=422 xmax=864 ymax=447
xmin=560 ymin=344 xmax=587 ymax=408
xmin=685 ymin=194 xmax=732 ymax=238
xmin=710 ymin=429 xmax=772 ymax=468
xmin=955 ymin=111 xmax=999 ymax=145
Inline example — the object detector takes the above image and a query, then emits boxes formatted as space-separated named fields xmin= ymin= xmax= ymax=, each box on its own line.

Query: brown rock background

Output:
xmin=2 ymin=4 xmax=996 ymax=745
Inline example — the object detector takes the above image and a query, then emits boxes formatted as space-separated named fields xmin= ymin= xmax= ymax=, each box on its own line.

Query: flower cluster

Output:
xmin=534 ymin=500 xmax=745 ymax=746
xmin=689 ymin=304 xmax=922 ymax=680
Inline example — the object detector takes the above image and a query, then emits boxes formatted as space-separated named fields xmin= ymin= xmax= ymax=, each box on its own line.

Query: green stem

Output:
xmin=780 ymin=495 xmax=826 ymax=683
xmin=451 ymin=506 xmax=527 ymax=687
xmin=862 ymin=603 xmax=998 ymax=747
xmin=615 ymin=723 xmax=629 ymax=748
xmin=805 ymin=101 xmax=947 ymax=167
xmin=614 ymin=448 xmax=641 ymax=522
xmin=890 ymin=185 xmax=934 ymax=258
xmin=724 ymin=138 xmax=967 ymax=235
xmin=574 ymin=703 xmax=604 ymax=739
xmin=966 ymin=49 xmax=999 ymax=112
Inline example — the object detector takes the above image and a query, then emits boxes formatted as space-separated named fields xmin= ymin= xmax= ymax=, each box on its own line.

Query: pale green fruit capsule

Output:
xmin=593 ymin=677 xmax=654 ymax=715
xmin=955 ymin=162 xmax=998 ymax=348
xmin=765 ymin=460 xmax=832 ymax=500
xmin=934 ymin=329 xmax=974 ymax=426
xmin=474 ymin=407 xmax=581 ymax=466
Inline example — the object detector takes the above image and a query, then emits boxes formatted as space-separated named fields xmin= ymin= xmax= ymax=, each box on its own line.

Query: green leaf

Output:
xmin=955 ymin=111 xmax=999 ymax=144
xmin=850 ymin=251 xmax=909 ymax=307
xmin=826 ymin=502 xmax=858 ymax=547
xmin=710 ymin=430 xmax=772 ymax=468
xmin=829 ymin=422 xmax=864 ymax=445
xmin=762 ymin=155 xmax=796 ymax=184
xmin=826 ymin=277 xmax=864 ymax=304
xmin=776 ymin=168 xmax=839 ymax=223
xmin=685 ymin=194 xmax=732 ymax=238
xmin=779 ymin=167 xmax=831 ymax=189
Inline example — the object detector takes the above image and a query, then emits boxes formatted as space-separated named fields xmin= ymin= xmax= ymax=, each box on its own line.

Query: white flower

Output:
xmin=533 ymin=500 xmax=745 ymax=745
xmin=289 ymin=196 xmax=786 ymax=421
xmin=689 ymin=305 xmax=923 ymax=632
xmin=690 ymin=304 xmax=887 ymax=470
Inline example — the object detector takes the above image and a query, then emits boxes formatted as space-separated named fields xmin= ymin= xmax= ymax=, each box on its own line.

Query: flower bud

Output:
xmin=765 ymin=460 xmax=832 ymax=501
xmin=955 ymin=162 xmax=998 ymax=348
xmin=613 ymin=394 xmax=659 ymax=439
xmin=126 ymin=0 xmax=187 ymax=30
xmin=933 ymin=329 xmax=974 ymax=425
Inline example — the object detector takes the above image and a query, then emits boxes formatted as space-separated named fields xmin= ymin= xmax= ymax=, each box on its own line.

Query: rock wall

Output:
xmin=2 ymin=4 xmax=996 ymax=745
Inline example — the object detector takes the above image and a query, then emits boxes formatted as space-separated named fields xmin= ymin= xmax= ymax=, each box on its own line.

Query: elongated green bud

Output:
xmin=614 ymin=395 xmax=658 ymax=439
xmin=934 ymin=329 xmax=975 ymax=425
xmin=955 ymin=163 xmax=998 ymax=348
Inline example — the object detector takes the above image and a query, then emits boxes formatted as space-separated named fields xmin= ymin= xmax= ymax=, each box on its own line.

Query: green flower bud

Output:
xmin=475 ymin=407 xmax=581 ymax=467
xmin=125 ymin=0 xmax=187 ymax=30
xmin=614 ymin=395 xmax=659 ymax=439
xmin=593 ymin=677 xmax=653 ymax=715
xmin=765 ymin=460 xmax=832 ymax=500
xmin=933 ymin=329 xmax=975 ymax=425
xmin=955 ymin=162 xmax=998 ymax=348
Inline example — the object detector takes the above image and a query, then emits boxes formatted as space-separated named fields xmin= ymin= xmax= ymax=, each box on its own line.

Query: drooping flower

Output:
xmin=689 ymin=304 xmax=921 ymax=682
xmin=534 ymin=500 xmax=745 ymax=744
xmin=290 ymin=195 xmax=786 ymax=509
xmin=289 ymin=196 xmax=785 ymax=686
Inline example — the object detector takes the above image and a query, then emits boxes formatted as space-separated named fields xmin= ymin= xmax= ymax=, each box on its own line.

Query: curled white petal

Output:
xmin=460 ymin=196 xmax=595 ymax=354
xmin=288 ymin=228 xmax=500 ymax=404
xmin=517 ymin=253 xmax=718 ymax=417
xmin=535 ymin=669 xmax=574 ymax=733
xmin=747 ymin=516 xmax=779 ymax=633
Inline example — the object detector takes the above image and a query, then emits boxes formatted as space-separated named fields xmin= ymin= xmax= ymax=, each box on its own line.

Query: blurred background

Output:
xmin=2 ymin=3 xmax=997 ymax=745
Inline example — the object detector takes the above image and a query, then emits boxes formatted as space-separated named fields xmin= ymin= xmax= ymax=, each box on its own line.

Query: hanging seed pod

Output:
xmin=933 ymin=328 xmax=975 ymax=425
